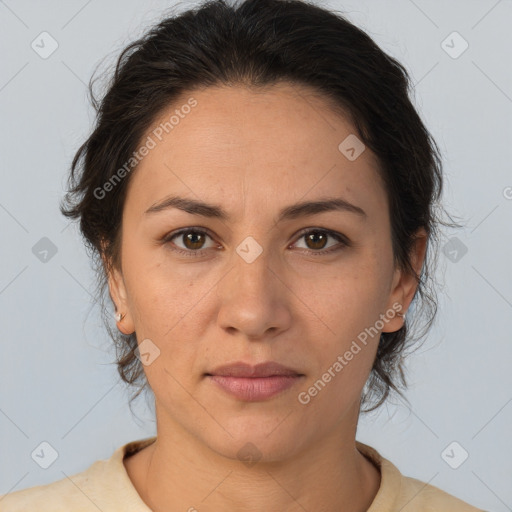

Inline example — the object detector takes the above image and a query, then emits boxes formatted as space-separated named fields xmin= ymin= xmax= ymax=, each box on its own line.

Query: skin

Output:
xmin=106 ymin=82 xmax=427 ymax=512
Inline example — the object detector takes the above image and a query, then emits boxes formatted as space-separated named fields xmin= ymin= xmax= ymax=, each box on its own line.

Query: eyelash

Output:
xmin=161 ymin=227 xmax=350 ymax=258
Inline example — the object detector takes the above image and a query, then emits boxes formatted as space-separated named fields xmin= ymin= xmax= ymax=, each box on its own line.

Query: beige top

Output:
xmin=0 ymin=436 xmax=485 ymax=511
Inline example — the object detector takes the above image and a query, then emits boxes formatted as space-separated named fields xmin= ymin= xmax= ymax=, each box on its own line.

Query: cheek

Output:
xmin=297 ymin=291 xmax=381 ymax=417
xmin=123 ymin=239 xmax=193 ymax=320
xmin=296 ymin=252 xmax=390 ymax=397
xmin=121 ymin=244 xmax=209 ymax=371
xmin=308 ymin=258 xmax=389 ymax=342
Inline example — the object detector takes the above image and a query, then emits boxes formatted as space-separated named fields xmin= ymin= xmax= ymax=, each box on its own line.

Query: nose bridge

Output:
xmin=226 ymin=188 xmax=286 ymax=291
xmin=231 ymin=233 xmax=275 ymax=299
xmin=215 ymin=232 xmax=290 ymax=338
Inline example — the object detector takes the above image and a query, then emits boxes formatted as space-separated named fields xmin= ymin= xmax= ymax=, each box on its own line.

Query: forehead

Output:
xmin=125 ymin=83 xmax=387 ymax=221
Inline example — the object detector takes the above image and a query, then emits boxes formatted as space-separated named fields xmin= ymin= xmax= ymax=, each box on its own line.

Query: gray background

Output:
xmin=1 ymin=0 xmax=511 ymax=510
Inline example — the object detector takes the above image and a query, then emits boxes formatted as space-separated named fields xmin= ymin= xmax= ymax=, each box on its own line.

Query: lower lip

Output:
xmin=207 ymin=375 xmax=302 ymax=401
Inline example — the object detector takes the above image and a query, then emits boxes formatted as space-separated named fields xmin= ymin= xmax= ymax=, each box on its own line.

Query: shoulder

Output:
xmin=0 ymin=459 xmax=108 ymax=511
xmin=398 ymin=474 xmax=486 ymax=511
xmin=356 ymin=441 xmax=486 ymax=512
xmin=0 ymin=437 xmax=157 ymax=512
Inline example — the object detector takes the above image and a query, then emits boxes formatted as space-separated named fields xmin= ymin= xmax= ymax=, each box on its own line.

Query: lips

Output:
xmin=205 ymin=361 xmax=304 ymax=401
xmin=206 ymin=361 xmax=302 ymax=378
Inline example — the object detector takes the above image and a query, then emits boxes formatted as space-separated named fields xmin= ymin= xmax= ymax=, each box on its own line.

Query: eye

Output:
xmin=292 ymin=228 xmax=349 ymax=255
xmin=162 ymin=228 xmax=217 ymax=257
xmin=162 ymin=227 xmax=349 ymax=257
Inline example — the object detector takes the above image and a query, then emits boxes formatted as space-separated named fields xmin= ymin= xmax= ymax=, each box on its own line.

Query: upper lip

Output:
xmin=206 ymin=361 xmax=303 ymax=378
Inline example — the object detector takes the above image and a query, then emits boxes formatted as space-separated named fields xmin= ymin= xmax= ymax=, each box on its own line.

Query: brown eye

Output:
xmin=163 ymin=227 xmax=349 ymax=258
xmin=293 ymin=229 xmax=349 ymax=255
xmin=163 ymin=228 xmax=216 ymax=257
xmin=305 ymin=231 xmax=329 ymax=250
xmin=181 ymin=231 xmax=207 ymax=250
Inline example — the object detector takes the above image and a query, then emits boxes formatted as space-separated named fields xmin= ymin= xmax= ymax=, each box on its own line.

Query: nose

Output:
xmin=216 ymin=245 xmax=292 ymax=340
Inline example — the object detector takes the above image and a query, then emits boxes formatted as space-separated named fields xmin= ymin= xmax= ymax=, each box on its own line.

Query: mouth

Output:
xmin=205 ymin=361 xmax=305 ymax=401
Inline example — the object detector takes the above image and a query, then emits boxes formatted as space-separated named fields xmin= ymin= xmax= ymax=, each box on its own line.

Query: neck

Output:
xmin=124 ymin=412 xmax=381 ymax=512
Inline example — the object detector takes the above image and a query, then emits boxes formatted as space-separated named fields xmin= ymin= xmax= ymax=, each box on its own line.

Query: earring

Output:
xmin=397 ymin=307 xmax=406 ymax=318
xmin=115 ymin=312 xmax=125 ymax=322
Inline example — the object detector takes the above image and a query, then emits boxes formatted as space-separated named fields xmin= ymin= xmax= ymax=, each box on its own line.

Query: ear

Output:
xmin=382 ymin=228 xmax=428 ymax=333
xmin=101 ymin=243 xmax=135 ymax=335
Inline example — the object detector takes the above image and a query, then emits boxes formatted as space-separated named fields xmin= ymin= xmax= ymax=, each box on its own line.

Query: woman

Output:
xmin=0 ymin=0 xmax=485 ymax=510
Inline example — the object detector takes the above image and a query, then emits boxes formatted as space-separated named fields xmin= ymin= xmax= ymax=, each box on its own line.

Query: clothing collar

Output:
xmin=104 ymin=436 xmax=402 ymax=511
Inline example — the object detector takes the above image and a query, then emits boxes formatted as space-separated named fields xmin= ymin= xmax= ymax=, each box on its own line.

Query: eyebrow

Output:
xmin=144 ymin=195 xmax=367 ymax=222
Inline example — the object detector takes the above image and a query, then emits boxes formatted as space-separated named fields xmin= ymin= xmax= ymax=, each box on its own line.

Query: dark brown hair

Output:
xmin=60 ymin=0 xmax=457 ymax=413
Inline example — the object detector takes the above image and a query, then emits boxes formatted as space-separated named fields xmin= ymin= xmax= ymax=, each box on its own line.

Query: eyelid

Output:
xmin=160 ymin=227 xmax=219 ymax=252
xmin=161 ymin=226 xmax=350 ymax=256
xmin=292 ymin=227 xmax=350 ymax=247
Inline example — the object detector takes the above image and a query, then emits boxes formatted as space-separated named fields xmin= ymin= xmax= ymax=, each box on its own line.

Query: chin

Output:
xmin=201 ymin=414 xmax=309 ymax=464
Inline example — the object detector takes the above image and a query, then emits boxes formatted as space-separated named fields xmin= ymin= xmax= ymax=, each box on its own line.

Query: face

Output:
xmin=107 ymin=83 xmax=426 ymax=462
